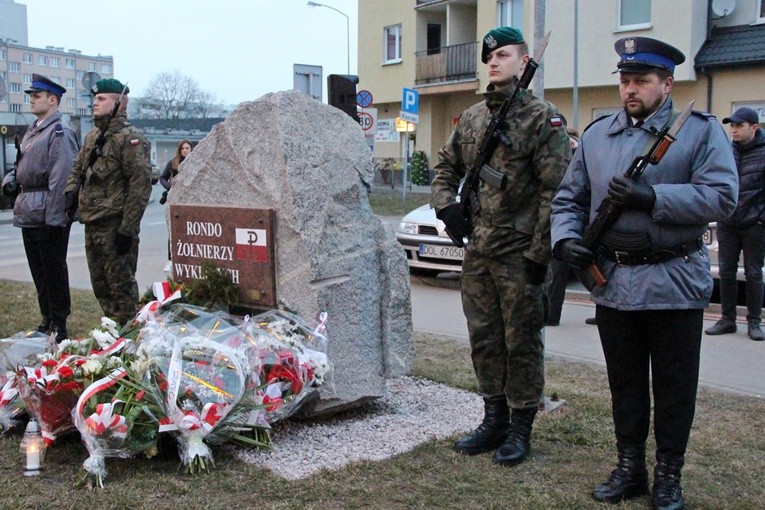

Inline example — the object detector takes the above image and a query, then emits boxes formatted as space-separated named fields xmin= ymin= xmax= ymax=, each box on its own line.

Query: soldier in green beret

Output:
xmin=65 ymin=78 xmax=152 ymax=326
xmin=431 ymin=27 xmax=571 ymax=466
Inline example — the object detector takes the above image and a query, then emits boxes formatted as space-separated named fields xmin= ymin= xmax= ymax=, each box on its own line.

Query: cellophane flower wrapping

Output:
xmin=0 ymin=332 xmax=49 ymax=434
xmin=241 ymin=310 xmax=332 ymax=423
xmin=71 ymin=318 xmax=161 ymax=487
xmin=138 ymin=318 xmax=249 ymax=473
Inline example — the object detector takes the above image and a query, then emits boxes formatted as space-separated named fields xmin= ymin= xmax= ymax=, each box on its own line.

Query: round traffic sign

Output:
xmin=357 ymin=89 xmax=373 ymax=108
xmin=359 ymin=111 xmax=374 ymax=131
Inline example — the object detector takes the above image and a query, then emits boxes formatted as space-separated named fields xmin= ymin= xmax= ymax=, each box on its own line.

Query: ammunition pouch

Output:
xmin=478 ymin=164 xmax=508 ymax=190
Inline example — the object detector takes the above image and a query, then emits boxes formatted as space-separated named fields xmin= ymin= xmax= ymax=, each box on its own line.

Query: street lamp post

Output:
xmin=307 ymin=1 xmax=350 ymax=75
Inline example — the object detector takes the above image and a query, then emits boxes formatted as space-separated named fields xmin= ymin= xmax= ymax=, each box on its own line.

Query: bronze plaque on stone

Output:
xmin=169 ymin=205 xmax=276 ymax=308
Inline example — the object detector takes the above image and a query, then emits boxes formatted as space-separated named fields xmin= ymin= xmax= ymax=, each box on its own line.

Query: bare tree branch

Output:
xmin=131 ymin=70 xmax=221 ymax=128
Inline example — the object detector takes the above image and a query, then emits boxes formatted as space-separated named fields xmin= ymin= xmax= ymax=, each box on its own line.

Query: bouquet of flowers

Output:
xmin=137 ymin=320 xmax=252 ymax=473
xmin=241 ymin=310 xmax=331 ymax=423
xmin=71 ymin=319 xmax=163 ymax=487
xmin=0 ymin=332 xmax=49 ymax=434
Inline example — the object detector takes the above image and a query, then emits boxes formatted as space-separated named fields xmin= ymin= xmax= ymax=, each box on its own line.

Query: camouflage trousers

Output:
xmin=84 ymin=217 xmax=139 ymax=326
xmin=461 ymin=249 xmax=546 ymax=409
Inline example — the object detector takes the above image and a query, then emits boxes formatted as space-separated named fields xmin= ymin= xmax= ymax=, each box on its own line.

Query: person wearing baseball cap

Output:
xmin=706 ymin=107 xmax=765 ymax=343
xmin=1 ymin=73 xmax=79 ymax=342
xmin=552 ymin=35 xmax=738 ymax=509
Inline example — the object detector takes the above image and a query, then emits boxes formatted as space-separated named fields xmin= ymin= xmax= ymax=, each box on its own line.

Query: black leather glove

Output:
xmin=607 ymin=175 xmax=656 ymax=212
xmin=114 ymin=232 xmax=133 ymax=255
xmin=558 ymin=239 xmax=595 ymax=270
xmin=436 ymin=204 xmax=471 ymax=248
xmin=65 ymin=190 xmax=78 ymax=221
xmin=523 ymin=258 xmax=547 ymax=286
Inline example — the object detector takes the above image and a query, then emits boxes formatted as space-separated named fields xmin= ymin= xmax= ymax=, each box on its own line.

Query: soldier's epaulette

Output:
xmin=581 ymin=113 xmax=613 ymax=134
xmin=690 ymin=110 xmax=714 ymax=121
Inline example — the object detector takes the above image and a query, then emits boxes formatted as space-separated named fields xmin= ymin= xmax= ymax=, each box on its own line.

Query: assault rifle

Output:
xmin=581 ymin=100 xmax=695 ymax=287
xmin=444 ymin=32 xmax=551 ymax=247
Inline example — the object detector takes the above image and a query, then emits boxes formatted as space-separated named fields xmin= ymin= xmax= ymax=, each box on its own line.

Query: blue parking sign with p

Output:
xmin=402 ymin=88 xmax=419 ymax=114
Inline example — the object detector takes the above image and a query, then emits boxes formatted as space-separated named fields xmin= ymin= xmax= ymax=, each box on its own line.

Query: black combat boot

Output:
xmin=453 ymin=396 xmax=510 ymax=455
xmin=36 ymin=317 xmax=52 ymax=334
xmin=52 ymin=321 xmax=68 ymax=344
xmin=652 ymin=454 xmax=684 ymax=510
xmin=591 ymin=443 xmax=649 ymax=503
xmin=492 ymin=407 xmax=537 ymax=466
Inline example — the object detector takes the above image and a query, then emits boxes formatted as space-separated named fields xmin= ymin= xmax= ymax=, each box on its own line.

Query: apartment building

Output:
xmin=359 ymin=0 xmax=765 ymax=166
xmin=0 ymin=41 xmax=114 ymax=116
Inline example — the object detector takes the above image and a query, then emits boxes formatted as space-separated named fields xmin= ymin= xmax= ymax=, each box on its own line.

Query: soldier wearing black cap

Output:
xmin=0 ymin=73 xmax=79 ymax=342
xmin=65 ymin=78 xmax=152 ymax=326
xmin=552 ymin=37 xmax=738 ymax=509
xmin=706 ymin=107 xmax=765 ymax=341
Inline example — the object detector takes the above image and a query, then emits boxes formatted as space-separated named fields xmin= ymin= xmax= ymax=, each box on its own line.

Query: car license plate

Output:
xmin=419 ymin=243 xmax=465 ymax=261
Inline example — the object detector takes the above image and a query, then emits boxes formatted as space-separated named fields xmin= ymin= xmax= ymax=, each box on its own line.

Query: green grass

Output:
xmin=367 ymin=190 xmax=431 ymax=217
xmin=1 ymin=280 xmax=763 ymax=509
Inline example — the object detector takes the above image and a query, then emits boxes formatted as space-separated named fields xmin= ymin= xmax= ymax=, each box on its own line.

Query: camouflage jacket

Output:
xmin=431 ymin=82 xmax=571 ymax=264
xmin=66 ymin=111 xmax=152 ymax=237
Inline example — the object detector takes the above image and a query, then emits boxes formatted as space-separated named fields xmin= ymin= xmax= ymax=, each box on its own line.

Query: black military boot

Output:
xmin=453 ymin=396 xmax=510 ymax=455
xmin=652 ymin=454 xmax=684 ymax=510
xmin=52 ymin=321 xmax=68 ymax=344
xmin=492 ymin=407 xmax=537 ymax=466
xmin=36 ymin=317 xmax=52 ymax=334
xmin=591 ymin=443 xmax=649 ymax=503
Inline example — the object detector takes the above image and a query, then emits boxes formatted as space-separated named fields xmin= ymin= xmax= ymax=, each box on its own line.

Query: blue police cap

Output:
xmin=614 ymin=37 xmax=685 ymax=74
xmin=25 ymin=73 xmax=66 ymax=97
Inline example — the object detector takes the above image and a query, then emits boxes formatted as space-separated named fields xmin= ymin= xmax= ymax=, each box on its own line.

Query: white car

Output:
xmin=396 ymin=204 xmax=465 ymax=274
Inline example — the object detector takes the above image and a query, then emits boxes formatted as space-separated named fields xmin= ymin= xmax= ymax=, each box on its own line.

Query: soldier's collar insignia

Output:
xmin=485 ymin=35 xmax=498 ymax=49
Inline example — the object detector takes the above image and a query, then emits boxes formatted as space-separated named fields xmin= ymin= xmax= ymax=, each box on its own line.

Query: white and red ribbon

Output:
xmin=0 ymin=374 xmax=18 ymax=406
xmin=136 ymin=281 xmax=183 ymax=323
xmin=84 ymin=400 xmax=128 ymax=438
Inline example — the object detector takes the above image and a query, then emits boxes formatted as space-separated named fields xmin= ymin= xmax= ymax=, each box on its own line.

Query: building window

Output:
xmin=10 ymin=103 xmax=22 ymax=112
xmin=101 ymin=63 xmax=111 ymax=74
xmin=618 ymin=0 xmax=651 ymax=29
xmin=76 ymin=70 xmax=84 ymax=79
xmin=38 ymin=55 xmax=48 ymax=66
xmin=66 ymin=78 xmax=76 ymax=88
xmin=23 ymin=95 xmax=30 ymax=104
xmin=497 ymin=0 xmax=524 ymax=28
xmin=23 ymin=73 xmax=33 ymax=84
xmin=23 ymin=52 xmax=32 ymax=64
xmin=87 ymin=63 xmax=96 ymax=71
xmin=758 ymin=0 xmax=765 ymax=21
xmin=66 ymin=58 xmax=75 ymax=69
xmin=384 ymin=24 xmax=402 ymax=63
xmin=0 ymin=49 xmax=5 ymax=61
xmin=66 ymin=98 xmax=76 ymax=108
xmin=76 ymin=108 xmax=88 ymax=115
xmin=9 ymin=82 xmax=21 ymax=93
xmin=8 ymin=61 xmax=20 ymax=73
xmin=50 ymin=57 xmax=60 ymax=68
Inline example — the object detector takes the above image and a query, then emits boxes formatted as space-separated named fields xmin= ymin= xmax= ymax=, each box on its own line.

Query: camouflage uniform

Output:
xmin=432 ymin=81 xmax=571 ymax=409
xmin=65 ymin=111 xmax=152 ymax=325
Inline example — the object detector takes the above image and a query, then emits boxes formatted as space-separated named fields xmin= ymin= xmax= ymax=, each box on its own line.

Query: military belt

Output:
xmin=19 ymin=185 xmax=47 ymax=193
xmin=599 ymin=238 xmax=703 ymax=266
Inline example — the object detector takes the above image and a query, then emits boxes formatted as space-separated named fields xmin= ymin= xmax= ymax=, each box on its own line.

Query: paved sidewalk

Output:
xmin=410 ymin=277 xmax=765 ymax=399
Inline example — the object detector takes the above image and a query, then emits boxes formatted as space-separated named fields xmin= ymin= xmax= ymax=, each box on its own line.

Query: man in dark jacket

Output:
xmin=1 ymin=74 xmax=79 ymax=341
xmin=705 ymin=107 xmax=765 ymax=341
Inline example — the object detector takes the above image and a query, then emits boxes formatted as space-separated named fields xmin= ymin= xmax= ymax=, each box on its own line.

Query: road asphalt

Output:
xmin=2 ymin=208 xmax=763 ymax=398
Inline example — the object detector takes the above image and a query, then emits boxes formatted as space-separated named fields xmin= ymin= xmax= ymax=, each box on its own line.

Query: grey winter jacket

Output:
xmin=10 ymin=111 xmax=78 ymax=228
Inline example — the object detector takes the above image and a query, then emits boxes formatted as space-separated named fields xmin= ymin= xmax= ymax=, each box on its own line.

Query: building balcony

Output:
xmin=415 ymin=41 xmax=478 ymax=86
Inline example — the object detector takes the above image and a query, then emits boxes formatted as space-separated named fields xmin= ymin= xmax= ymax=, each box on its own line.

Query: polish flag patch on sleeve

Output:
xmin=550 ymin=116 xmax=563 ymax=127
xmin=130 ymin=139 xmax=140 ymax=146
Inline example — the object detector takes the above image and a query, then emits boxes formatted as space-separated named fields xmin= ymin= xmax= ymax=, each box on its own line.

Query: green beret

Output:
xmin=482 ymin=27 xmax=525 ymax=63
xmin=91 ymin=78 xmax=129 ymax=95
